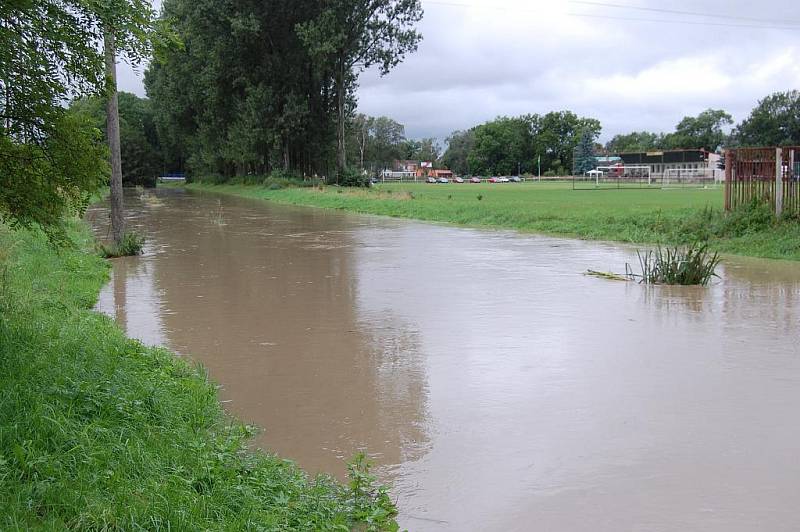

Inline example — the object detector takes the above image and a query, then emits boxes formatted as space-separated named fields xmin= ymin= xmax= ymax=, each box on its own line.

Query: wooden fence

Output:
xmin=725 ymin=147 xmax=800 ymax=215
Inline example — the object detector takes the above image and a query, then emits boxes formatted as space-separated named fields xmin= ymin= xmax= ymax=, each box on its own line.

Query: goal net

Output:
xmin=573 ymin=165 xmax=653 ymax=189
xmin=661 ymin=168 xmax=717 ymax=187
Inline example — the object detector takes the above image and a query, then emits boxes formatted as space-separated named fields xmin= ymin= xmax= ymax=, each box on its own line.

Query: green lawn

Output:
xmin=186 ymin=180 xmax=800 ymax=261
xmin=0 ymin=222 xmax=397 ymax=530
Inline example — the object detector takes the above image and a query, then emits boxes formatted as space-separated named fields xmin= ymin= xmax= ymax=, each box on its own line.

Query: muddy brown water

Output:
xmin=88 ymin=188 xmax=800 ymax=531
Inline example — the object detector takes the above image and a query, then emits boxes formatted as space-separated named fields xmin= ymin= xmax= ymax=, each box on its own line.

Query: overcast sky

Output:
xmin=118 ymin=0 xmax=800 ymax=144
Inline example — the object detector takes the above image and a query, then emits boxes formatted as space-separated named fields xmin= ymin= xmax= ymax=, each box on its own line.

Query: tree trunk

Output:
xmin=104 ymin=28 xmax=124 ymax=246
xmin=336 ymin=61 xmax=346 ymax=179
xmin=359 ymin=126 xmax=366 ymax=169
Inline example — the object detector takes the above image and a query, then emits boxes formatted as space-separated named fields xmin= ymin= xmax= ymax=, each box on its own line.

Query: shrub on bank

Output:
xmin=334 ymin=169 xmax=371 ymax=187
xmin=193 ymin=171 xmax=322 ymax=189
xmin=0 ymin=223 xmax=398 ymax=530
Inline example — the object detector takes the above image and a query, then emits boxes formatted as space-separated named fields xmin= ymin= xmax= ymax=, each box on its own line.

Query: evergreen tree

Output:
xmin=572 ymin=129 xmax=596 ymax=176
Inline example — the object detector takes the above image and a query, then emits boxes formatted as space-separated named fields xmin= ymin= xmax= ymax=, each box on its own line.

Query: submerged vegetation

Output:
xmin=183 ymin=181 xmax=800 ymax=261
xmin=628 ymin=243 xmax=721 ymax=286
xmin=97 ymin=230 xmax=146 ymax=258
xmin=0 ymin=223 xmax=398 ymax=530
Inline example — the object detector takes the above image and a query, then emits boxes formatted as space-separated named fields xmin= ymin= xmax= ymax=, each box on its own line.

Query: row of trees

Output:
xmin=606 ymin=91 xmax=800 ymax=153
xmin=605 ymin=109 xmax=733 ymax=153
xmin=144 ymin=0 xmax=423 ymax=180
xmin=440 ymin=111 xmax=601 ymax=176
xmin=349 ymin=114 xmax=440 ymax=171
xmin=436 ymin=91 xmax=800 ymax=177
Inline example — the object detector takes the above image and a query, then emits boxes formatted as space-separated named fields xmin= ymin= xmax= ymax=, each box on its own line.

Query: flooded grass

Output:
xmin=0 ymin=222 xmax=398 ymax=529
xmin=183 ymin=181 xmax=800 ymax=261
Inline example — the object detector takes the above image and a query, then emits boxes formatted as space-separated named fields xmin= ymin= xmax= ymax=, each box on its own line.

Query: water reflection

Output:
xmin=90 ymin=189 xmax=431 ymax=477
xmin=89 ymin=188 xmax=800 ymax=532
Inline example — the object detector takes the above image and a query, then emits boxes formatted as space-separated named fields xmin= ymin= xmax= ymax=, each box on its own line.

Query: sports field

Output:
xmin=185 ymin=181 xmax=799 ymax=260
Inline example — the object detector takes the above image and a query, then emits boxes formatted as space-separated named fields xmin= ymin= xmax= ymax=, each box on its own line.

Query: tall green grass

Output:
xmin=0 ymin=222 xmax=397 ymax=530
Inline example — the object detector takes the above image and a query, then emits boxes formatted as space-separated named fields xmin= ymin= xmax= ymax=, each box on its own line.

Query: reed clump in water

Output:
xmin=97 ymin=231 xmax=145 ymax=258
xmin=628 ymin=242 xmax=720 ymax=286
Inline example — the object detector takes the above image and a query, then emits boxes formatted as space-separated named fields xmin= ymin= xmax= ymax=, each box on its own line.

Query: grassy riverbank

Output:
xmin=185 ymin=181 xmax=800 ymax=261
xmin=0 ymin=222 xmax=397 ymax=530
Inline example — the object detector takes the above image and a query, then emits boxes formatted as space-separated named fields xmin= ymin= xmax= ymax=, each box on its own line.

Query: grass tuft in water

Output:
xmin=97 ymin=230 xmax=145 ymax=258
xmin=628 ymin=242 xmax=721 ymax=286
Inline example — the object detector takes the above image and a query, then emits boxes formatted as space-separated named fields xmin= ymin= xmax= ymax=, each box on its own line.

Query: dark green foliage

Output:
xmin=0 ymin=113 xmax=109 ymax=244
xmin=71 ymin=92 xmax=163 ymax=187
xmin=605 ymin=131 xmax=664 ymax=153
xmin=631 ymin=243 xmax=721 ymax=286
xmin=572 ymin=129 xmax=597 ymax=175
xmin=441 ymin=129 xmax=475 ymax=175
xmin=0 ymin=223 xmax=398 ymax=529
xmin=337 ymin=168 xmax=372 ymax=187
xmin=145 ymin=0 xmax=340 ymax=179
xmin=467 ymin=116 xmax=532 ymax=176
xmin=734 ymin=90 xmax=800 ymax=147
xmin=668 ymin=109 xmax=732 ymax=150
xmin=295 ymin=0 xmax=423 ymax=173
xmin=348 ymin=114 xmax=408 ymax=171
xmin=465 ymin=112 xmax=601 ymax=176
xmin=147 ymin=0 xmax=422 ymax=180
xmin=606 ymin=109 xmax=732 ymax=153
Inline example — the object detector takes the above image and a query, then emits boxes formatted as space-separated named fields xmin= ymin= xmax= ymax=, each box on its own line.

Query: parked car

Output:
xmin=509 ymin=175 xmax=522 ymax=182
xmin=426 ymin=176 xmax=437 ymax=183
xmin=453 ymin=176 xmax=464 ymax=183
xmin=470 ymin=176 xmax=481 ymax=183
xmin=497 ymin=176 xmax=510 ymax=183
xmin=488 ymin=176 xmax=498 ymax=183
xmin=437 ymin=177 xmax=449 ymax=183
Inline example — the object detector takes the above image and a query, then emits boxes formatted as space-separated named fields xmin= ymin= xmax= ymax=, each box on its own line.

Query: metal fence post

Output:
xmin=776 ymin=147 xmax=783 ymax=217
xmin=724 ymin=150 xmax=733 ymax=211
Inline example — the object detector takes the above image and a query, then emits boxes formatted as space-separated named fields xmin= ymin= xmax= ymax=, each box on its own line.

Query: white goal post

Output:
xmin=588 ymin=165 xmax=652 ymax=186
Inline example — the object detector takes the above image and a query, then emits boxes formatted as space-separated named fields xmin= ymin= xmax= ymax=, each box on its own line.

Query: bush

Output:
xmin=334 ymin=169 xmax=371 ymax=187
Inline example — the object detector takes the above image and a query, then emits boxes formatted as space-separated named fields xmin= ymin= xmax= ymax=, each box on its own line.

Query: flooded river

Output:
xmin=89 ymin=188 xmax=800 ymax=531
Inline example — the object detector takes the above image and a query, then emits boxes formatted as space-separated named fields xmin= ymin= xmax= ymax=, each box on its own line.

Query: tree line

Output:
xmin=439 ymin=91 xmax=800 ymax=177
xmin=144 ymin=0 xmax=422 ymax=181
xmin=1 ymin=0 xmax=423 ymax=241
xmin=606 ymin=92 xmax=800 ymax=154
